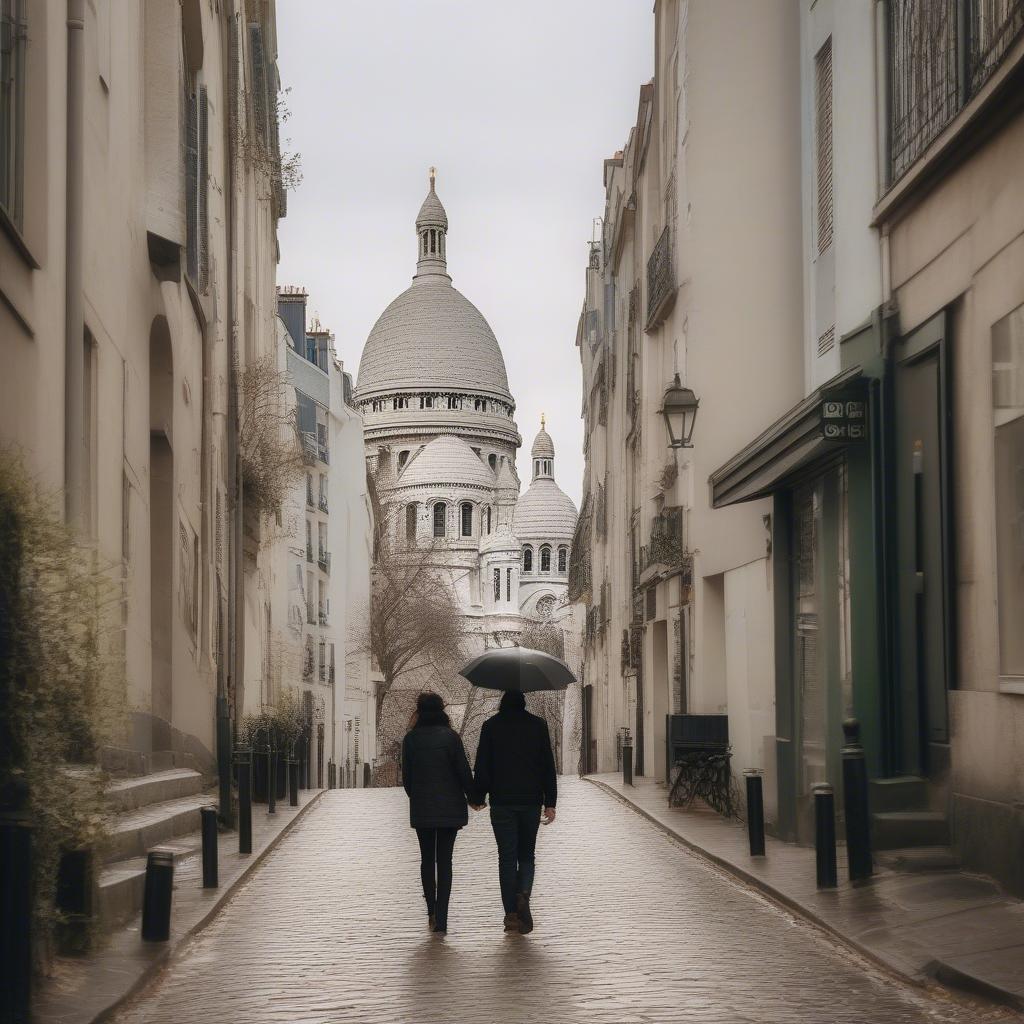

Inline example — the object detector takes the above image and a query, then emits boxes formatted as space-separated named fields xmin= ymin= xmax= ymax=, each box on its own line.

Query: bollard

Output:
xmin=141 ymin=850 xmax=174 ymax=941
xmin=201 ymin=806 xmax=218 ymax=888
xmin=622 ymin=744 xmax=633 ymax=787
xmin=267 ymin=743 xmax=276 ymax=816
xmin=841 ymin=718 xmax=873 ymax=882
xmin=813 ymin=784 xmax=838 ymax=888
xmin=744 ymin=770 xmax=766 ymax=856
xmin=288 ymin=757 xmax=299 ymax=807
xmin=236 ymin=745 xmax=252 ymax=855
xmin=1 ymin=810 xmax=32 ymax=1024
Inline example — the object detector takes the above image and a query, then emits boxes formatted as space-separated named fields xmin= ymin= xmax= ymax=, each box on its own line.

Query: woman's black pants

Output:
xmin=415 ymin=827 xmax=458 ymax=928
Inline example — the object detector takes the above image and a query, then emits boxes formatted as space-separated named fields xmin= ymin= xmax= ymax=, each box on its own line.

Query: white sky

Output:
xmin=276 ymin=2 xmax=654 ymax=505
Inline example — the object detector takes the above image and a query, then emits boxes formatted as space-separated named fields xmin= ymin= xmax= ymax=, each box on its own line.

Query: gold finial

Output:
xmin=541 ymin=413 xmax=546 ymax=430
xmin=429 ymin=166 xmax=437 ymax=189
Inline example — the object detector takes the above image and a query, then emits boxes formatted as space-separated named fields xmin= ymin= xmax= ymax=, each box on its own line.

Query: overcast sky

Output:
xmin=276 ymin=2 xmax=654 ymax=505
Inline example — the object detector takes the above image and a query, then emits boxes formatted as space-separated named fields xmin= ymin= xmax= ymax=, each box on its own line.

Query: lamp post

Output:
xmin=659 ymin=373 xmax=699 ymax=449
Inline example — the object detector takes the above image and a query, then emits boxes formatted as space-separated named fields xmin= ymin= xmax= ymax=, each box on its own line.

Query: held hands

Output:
xmin=542 ymin=807 xmax=556 ymax=825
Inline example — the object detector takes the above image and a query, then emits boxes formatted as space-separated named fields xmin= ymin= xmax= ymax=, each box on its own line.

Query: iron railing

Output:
xmin=318 ymin=550 xmax=331 ymax=574
xmin=645 ymin=225 xmax=675 ymax=330
xmin=300 ymin=432 xmax=317 ymax=465
xmin=889 ymin=0 xmax=1024 ymax=180
xmin=318 ymin=495 xmax=329 ymax=513
xmin=638 ymin=508 xmax=692 ymax=580
xmin=318 ymin=609 xmax=328 ymax=627
xmin=318 ymin=445 xmax=330 ymax=465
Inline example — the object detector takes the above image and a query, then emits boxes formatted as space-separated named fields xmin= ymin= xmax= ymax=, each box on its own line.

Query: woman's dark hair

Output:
xmin=413 ymin=691 xmax=450 ymax=728
xmin=499 ymin=690 xmax=526 ymax=713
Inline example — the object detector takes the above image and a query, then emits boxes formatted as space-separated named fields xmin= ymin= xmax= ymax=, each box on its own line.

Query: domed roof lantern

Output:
xmin=415 ymin=167 xmax=450 ymax=281
xmin=531 ymin=414 xmax=555 ymax=481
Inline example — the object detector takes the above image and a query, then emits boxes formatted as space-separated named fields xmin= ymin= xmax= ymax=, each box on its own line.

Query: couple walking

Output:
xmin=401 ymin=689 xmax=557 ymax=935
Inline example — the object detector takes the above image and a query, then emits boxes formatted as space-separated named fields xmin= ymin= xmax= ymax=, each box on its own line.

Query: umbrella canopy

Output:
xmin=459 ymin=646 xmax=576 ymax=693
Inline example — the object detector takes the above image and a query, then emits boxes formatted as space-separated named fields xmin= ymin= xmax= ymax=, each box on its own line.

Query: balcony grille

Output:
xmin=300 ymin=432 xmax=317 ymax=465
xmin=645 ymin=226 xmax=675 ymax=331
xmin=970 ymin=0 xmax=1024 ymax=91
xmin=638 ymin=507 xmax=693 ymax=581
xmin=318 ymin=550 xmax=331 ymax=575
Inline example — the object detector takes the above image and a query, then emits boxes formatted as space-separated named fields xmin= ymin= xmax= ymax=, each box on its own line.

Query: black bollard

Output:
xmin=236 ymin=745 xmax=252 ymax=855
xmin=288 ymin=757 xmax=299 ymax=807
xmin=201 ymin=806 xmax=218 ymax=888
xmin=813 ymin=784 xmax=838 ymax=888
xmin=141 ymin=850 xmax=174 ymax=941
xmin=1 ymin=810 xmax=32 ymax=1024
xmin=744 ymin=770 xmax=766 ymax=856
xmin=622 ymin=743 xmax=633 ymax=787
xmin=267 ymin=743 xmax=276 ymax=815
xmin=841 ymin=719 xmax=873 ymax=882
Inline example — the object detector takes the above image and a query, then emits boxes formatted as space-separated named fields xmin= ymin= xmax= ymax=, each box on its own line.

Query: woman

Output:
xmin=401 ymin=692 xmax=477 ymax=933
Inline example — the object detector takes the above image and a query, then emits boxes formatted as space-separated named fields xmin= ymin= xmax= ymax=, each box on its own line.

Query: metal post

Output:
xmin=236 ymin=745 xmax=252 ymax=855
xmin=201 ymin=806 xmax=218 ymax=888
xmin=288 ymin=757 xmax=299 ymax=807
xmin=0 ymin=810 xmax=32 ymax=1024
xmin=266 ymin=743 xmax=276 ymax=815
xmin=841 ymin=718 xmax=873 ymax=882
xmin=622 ymin=743 xmax=633 ymax=787
xmin=141 ymin=850 xmax=174 ymax=941
xmin=813 ymin=784 xmax=838 ymax=888
xmin=217 ymin=696 xmax=233 ymax=826
xmin=744 ymin=770 xmax=766 ymax=856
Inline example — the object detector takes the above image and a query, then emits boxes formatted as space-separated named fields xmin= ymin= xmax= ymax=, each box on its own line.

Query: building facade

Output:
xmin=355 ymin=175 xmax=579 ymax=758
xmin=0 ymin=1 xmax=287 ymax=786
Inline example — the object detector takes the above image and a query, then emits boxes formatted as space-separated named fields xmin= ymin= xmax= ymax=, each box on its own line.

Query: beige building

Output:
xmin=572 ymin=0 xmax=803 ymax=801
xmin=0 ymin=1 xmax=288 ymax=790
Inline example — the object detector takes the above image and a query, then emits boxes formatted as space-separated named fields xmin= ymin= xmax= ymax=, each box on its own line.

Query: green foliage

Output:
xmin=272 ymin=687 xmax=305 ymax=754
xmin=0 ymin=450 xmax=125 ymax=965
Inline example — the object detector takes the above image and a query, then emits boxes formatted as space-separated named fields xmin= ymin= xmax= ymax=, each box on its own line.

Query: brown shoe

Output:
xmin=428 ymin=912 xmax=436 ymax=931
xmin=503 ymin=912 xmax=521 ymax=932
xmin=516 ymin=893 xmax=534 ymax=934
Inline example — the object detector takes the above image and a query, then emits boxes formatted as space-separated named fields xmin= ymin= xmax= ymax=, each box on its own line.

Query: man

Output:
xmin=473 ymin=690 xmax=557 ymax=934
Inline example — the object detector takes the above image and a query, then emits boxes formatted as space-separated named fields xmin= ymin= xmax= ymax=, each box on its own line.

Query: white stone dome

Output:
xmin=356 ymin=278 xmax=512 ymax=401
xmin=513 ymin=479 xmax=578 ymax=539
xmin=480 ymin=523 xmax=519 ymax=555
xmin=531 ymin=427 xmax=555 ymax=460
xmin=398 ymin=435 xmax=495 ymax=490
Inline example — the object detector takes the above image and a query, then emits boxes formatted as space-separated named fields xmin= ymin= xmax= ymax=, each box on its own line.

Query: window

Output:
xmin=1 ymin=0 xmax=27 ymax=228
xmin=306 ymin=473 xmax=315 ymax=506
xmin=397 ymin=450 xmax=410 ymax=470
xmin=405 ymin=503 xmax=417 ymax=544
xmin=558 ymin=546 xmax=568 ymax=573
xmin=493 ymin=568 xmax=501 ymax=602
xmin=522 ymin=546 xmax=533 ymax=572
xmin=540 ymin=545 xmax=551 ymax=573
xmin=486 ymin=506 xmax=492 ymax=534
xmin=394 ymin=397 xmax=409 ymax=410
xmin=460 ymin=502 xmax=473 ymax=537
xmin=447 ymin=396 xmax=459 ymax=410
xmin=815 ymin=38 xmax=833 ymax=254
xmin=993 ymin=304 xmax=1024 ymax=680
xmin=488 ymin=454 xmax=497 ymax=471
xmin=420 ymin=395 xmax=434 ymax=409
xmin=433 ymin=502 xmax=446 ymax=538
xmin=506 ymin=567 xmax=512 ymax=602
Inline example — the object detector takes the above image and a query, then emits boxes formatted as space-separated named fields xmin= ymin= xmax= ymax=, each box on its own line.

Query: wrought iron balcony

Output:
xmin=318 ymin=445 xmax=330 ymax=465
xmin=300 ymin=432 xmax=318 ymax=466
xmin=318 ymin=495 xmax=329 ymax=513
xmin=318 ymin=608 xmax=329 ymax=627
xmin=318 ymin=550 xmax=331 ymax=574
xmin=306 ymin=489 xmax=315 ymax=509
xmin=645 ymin=225 xmax=676 ymax=331
xmin=638 ymin=508 xmax=692 ymax=581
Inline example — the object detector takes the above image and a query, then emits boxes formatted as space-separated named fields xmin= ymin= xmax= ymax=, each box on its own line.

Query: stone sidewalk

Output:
xmin=588 ymin=773 xmax=1024 ymax=1011
xmin=108 ymin=780 xmax=1017 ymax=1024
xmin=34 ymin=789 xmax=324 ymax=1024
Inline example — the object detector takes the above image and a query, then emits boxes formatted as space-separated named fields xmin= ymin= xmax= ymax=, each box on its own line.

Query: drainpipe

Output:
xmin=64 ymin=0 xmax=85 ymax=526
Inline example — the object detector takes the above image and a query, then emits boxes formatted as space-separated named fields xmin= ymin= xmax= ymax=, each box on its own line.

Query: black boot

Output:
xmin=516 ymin=892 xmax=533 ymax=934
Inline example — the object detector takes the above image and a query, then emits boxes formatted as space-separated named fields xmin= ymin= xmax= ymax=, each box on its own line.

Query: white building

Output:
xmin=355 ymin=174 xmax=579 ymax=755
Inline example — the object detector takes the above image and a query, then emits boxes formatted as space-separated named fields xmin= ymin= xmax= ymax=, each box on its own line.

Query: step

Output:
xmin=104 ymin=793 xmax=216 ymax=863
xmin=105 ymin=768 xmax=204 ymax=814
xmin=98 ymin=833 xmax=206 ymax=927
xmin=875 ymin=846 xmax=961 ymax=873
xmin=872 ymin=810 xmax=950 ymax=850
xmin=868 ymin=775 xmax=928 ymax=813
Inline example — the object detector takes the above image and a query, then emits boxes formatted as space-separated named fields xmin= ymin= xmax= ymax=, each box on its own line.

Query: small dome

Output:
xmin=513 ymin=479 xmax=578 ymax=539
xmin=495 ymin=458 xmax=519 ymax=492
xmin=531 ymin=427 xmax=555 ymax=460
xmin=480 ymin=524 xmax=519 ymax=555
xmin=416 ymin=186 xmax=448 ymax=230
xmin=397 ymin=435 xmax=495 ymax=490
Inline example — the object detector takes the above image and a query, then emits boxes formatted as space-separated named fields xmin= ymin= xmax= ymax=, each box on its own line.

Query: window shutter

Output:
xmin=185 ymin=90 xmax=199 ymax=282
xmin=198 ymin=85 xmax=209 ymax=291
xmin=815 ymin=38 xmax=834 ymax=255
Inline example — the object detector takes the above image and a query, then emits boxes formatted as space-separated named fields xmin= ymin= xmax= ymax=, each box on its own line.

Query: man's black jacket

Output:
xmin=473 ymin=708 xmax=557 ymax=808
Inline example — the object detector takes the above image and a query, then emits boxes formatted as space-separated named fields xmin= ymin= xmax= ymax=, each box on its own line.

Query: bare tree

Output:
xmin=520 ymin=620 xmax=567 ymax=773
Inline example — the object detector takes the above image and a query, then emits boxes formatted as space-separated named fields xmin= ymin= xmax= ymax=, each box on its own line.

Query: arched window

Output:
xmin=405 ymin=504 xmax=417 ymax=544
xmin=430 ymin=230 xmax=437 ymax=254
xmin=486 ymin=506 xmax=492 ymax=533
xmin=397 ymin=450 xmax=410 ymax=470
xmin=540 ymin=545 xmax=552 ymax=573
xmin=488 ymin=453 xmax=497 ymax=471
xmin=522 ymin=546 xmax=533 ymax=573
xmin=460 ymin=502 xmax=473 ymax=537
xmin=493 ymin=568 xmax=501 ymax=602
xmin=433 ymin=502 xmax=446 ymax=538
xmin=558 ymin=546 xmax=568 ymax=573
xmin=448 ymin=396 xmax=459 ymax=409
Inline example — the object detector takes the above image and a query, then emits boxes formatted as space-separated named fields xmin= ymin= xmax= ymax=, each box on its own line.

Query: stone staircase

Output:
xmin=98 ymin=769 xmax=217 ymax=927
xmin=869 ymin=775 xmax=957 ymax=871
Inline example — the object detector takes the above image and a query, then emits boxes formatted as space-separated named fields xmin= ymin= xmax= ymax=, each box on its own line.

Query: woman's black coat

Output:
xmin=401 ymin=716 xmax=475 ymax=829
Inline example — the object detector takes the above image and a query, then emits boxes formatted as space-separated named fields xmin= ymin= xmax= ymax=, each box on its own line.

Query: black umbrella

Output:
xmin=459 ymin=646 xmax=576 ymax=693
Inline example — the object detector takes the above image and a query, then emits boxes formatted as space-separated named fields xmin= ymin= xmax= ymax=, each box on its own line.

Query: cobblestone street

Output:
xmin=114 ymin=780 xmax=1015 ymax=1024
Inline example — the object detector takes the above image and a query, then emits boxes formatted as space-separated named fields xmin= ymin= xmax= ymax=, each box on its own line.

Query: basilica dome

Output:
xmin=399 ymin=435 xmax=496 ymax=491
xmin=514 ymin=419 xmax=578 ymax=541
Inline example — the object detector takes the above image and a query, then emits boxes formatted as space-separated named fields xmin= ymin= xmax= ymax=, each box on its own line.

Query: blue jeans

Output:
xmin=489 ymin=805 xmax=541 ymax=915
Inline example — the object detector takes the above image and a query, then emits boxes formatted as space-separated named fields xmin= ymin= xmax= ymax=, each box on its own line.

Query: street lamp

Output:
xmin=659 ymin=373 xmax=699 ymax=449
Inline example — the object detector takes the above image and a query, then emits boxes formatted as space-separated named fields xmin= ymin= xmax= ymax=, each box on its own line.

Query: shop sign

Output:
xmin=820 ymin=389 xmax=867 ymax=441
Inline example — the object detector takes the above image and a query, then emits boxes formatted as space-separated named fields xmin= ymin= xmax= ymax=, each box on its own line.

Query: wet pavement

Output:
xmin=113 ymin=780 xmax=1020 ymax=1024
